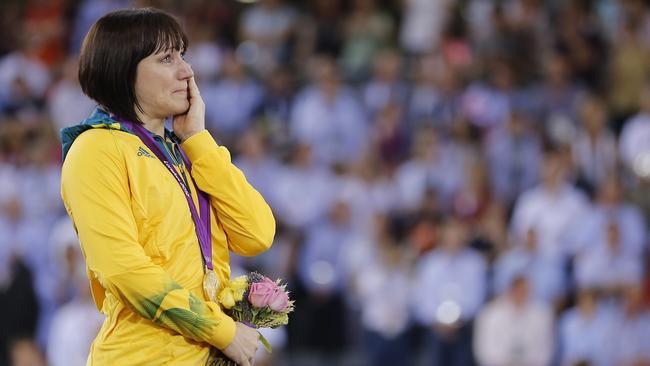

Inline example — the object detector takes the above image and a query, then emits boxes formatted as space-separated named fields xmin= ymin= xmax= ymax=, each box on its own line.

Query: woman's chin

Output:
xmin=169 ymin=101 xmax=190 ymax=116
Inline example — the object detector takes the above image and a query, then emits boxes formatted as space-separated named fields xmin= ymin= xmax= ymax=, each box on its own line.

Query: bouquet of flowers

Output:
xmin=208 ymin=272 xmax=294 ymax=366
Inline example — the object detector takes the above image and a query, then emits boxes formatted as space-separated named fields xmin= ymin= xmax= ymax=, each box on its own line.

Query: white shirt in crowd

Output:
xmin=493 ymin=247 xmax=565 ymax=305
xmin=297 ymin=216 xmax=354 ymax=294
xmin=354 ymin=253 xmax=412 ymax=338
xmin=46 ymin=77 xmax=95 ymax=132
xmin=411 ymin=247 xmax=486 ymax=325
xmin=240 ymin=2 xmax=296 ymax=74
xmin=0 ymin=51 xmax=51 ymax=105
xmin=573 ymin=239 xmax=643 ymax=290
xmin=270 ymin=163 xmax=335 ymax=229
xmin=399 ymin=0 xmax=451 ymax=54
xmin=559 ymin=305 xmax=618 ymax=366
xmin=612 ymin=310 xmax=650 ymax=365
xmin=234 ymin=155 xmax=282 ymax=210
xmin=573 ymin=204 xmax=647 ymax=257
xmin=510 ymin=184 xmax=589 ymax=261
xmin=203 ymin=78 xmax=263 ymax=135
xmin=395 ymin=142 xmax=465 ymax=210
xmin=619 ymin=112 xmax=650 ymax=174
xmin=474 ymin=297 xmax=554 ymax=366
xmin=290 ymin=86 xmax=368 ymax=166
xmin=46 ymin=300 xmax=104 ymax=366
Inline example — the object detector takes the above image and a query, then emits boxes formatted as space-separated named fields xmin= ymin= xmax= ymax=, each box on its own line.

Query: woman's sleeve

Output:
xmin=181 ymin=130 xmax=275 ymax=256
xmin=61 ymin=130 xmax=236 ymax=350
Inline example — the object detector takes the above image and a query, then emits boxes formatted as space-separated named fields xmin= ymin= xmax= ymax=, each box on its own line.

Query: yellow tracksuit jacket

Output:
xmin=60 ymin=109 xmax=275 ymax=365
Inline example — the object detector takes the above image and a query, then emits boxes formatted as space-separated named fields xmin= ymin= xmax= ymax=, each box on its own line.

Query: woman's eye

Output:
xmin=162 ymin=55 xmax=172 ymax=63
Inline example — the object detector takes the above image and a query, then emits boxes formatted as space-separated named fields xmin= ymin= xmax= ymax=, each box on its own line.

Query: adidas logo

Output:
xmin=137 ymin=146 xmax=155 ymax=158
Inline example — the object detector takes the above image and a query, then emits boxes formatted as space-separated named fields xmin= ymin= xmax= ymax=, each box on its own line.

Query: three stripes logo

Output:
xmin=137 ymin=146 xmax=155 ymax=158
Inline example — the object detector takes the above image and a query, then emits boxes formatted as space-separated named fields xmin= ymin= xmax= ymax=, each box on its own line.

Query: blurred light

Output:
xmin=309 ymin=260 xmax=335 ymax=286
xmin=236 ymin=0 xmax=260 ymax=3
xmin=633 ymin=152 xmax=650 ymax=178
xmin=436 ymin=300 xmax=461 ymax=325
xmin=236 ymin=41 xmax=259 ymax=66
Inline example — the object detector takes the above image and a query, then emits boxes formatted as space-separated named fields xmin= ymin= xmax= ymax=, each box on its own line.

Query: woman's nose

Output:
xmin=178 ymin=59 xmax=193 ymax=80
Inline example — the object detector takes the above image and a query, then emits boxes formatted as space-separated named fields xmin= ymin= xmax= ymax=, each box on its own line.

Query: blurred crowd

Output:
xmin=0 ymin=0 xmax=649 ymax=365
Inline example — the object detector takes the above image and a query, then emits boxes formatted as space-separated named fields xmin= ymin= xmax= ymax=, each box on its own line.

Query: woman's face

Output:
xmin=134 ymin=48 xmax=192 ymax=119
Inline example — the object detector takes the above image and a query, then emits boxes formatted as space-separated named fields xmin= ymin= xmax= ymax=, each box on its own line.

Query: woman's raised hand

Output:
xmin=173 ymin=75 xmax=206 ymax=142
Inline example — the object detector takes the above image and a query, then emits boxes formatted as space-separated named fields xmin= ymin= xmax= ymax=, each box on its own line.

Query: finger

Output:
xmin=188 ymin=76 xmax=200 ymax=97
xmin=240 ymin=358 xmax=251 ymax=366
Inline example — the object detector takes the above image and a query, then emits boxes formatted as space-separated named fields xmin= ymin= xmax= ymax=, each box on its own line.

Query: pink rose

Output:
xmin=261 ymin=276 xmax=276 ymax=286
xmin=267 ymin=289 xmax=289 ymax=312
xmin=248 ymin=281 xmax=276 ymax=308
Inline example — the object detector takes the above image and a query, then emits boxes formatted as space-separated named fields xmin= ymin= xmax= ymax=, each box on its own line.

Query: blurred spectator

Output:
xmin=0 ymin=253 xmax=38 ymax=366
xmin=8 ymin=338 xmax=45 ymax=366
xmin=238 ymin=0 xmax=296 ymax=76
xmin=619 ymin=85 xmax=650 ymax=180
xmin=474 ymin=3 xmax=540 ymax=83
xmin=340 ymin=0 xmax=394 ymax=81
xmin=554 ymin=1 xmax=608 ymax=91
xmin=509 ymin=148 xmax=589 ymax=262
xmin=294 ymin=0 xmax=343 ymax=61
xmin=361 ymin=49 xmax=407 ymax=119
xmin=399 ymin=0 xmax=451 ymax=55
xmin=347 ymin=214 xmax=414 ymax=366
xmin=371 ymin=103 xmax=408 ymax=167
xmin=574 ymin=221 xmax=643 ymax=294
xmin=451 ymin=158 xmax=492 ymax=225
xmin=254 ymin=66 xmax=295 ymax=151
xmin=559 ymin=288 xmax=617 ymax=366
xmin=292 ymin=201 xmax=355 ymax=361
xmin=533 ymin=53 xmax=584 ymax=134
xmin=290 ymin=55 xmax=368 ymax=167
xmin=412 ymin=216 xmax=486 ymax=366
xmin=485 ymin=110 xmax=541 ymax=206
xmin=46 ymin=57 xmax=95 ymax=132
xmin=573 ymin=176 xmax=647 ymax=257
xmin=395 ymin=127 xmax=465 ymax=212
xmin=494 ymin=228 xmax=565 ymax=306
xmin=21 ymin=0 xmax=67 ymax=67
xmin=183 ymin=25 xmax=223 ymax=82
xmin=69 ymin=0 xmax=132 ymax=53
xmin=0 ymin=36 xmax=50 ymax=120
xmin=234 ymin=128 xmax=282 ymax=204
xmin=461 ymin=60 xmax=522 ymax=131
xmin=474 ymin=276 xmax=554 ymax=366
xmin=203 ymin=51 xmax=263 ymax=146
xmin=572 ymin=94 xmax=618 ymax=194
xmin=607 ymin=10 xmax=650 ymax=130
xmin=7 ymin=128 xmax=63 ymax=349
xmin=46 ymin=217 xmax=103 ymax=366
xmin=611 ymin=285 xmax=650 ymax=365
xmin=270 ymin=144 xmax=335 ymax=229
xmin=405 ymin=55 xmax=462 ymax=132
xmin=335 ymin=151 xmax=400 ymax=230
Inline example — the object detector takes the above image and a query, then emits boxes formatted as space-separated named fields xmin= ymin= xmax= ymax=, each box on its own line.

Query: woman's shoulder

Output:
xmin=63 ymin=128 xmax=136 ymax=170
xmin=72 ymin=128 xmax=134 ymax=152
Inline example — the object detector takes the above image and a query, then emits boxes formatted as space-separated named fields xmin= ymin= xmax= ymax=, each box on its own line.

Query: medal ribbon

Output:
xmin=121 ymin=120 xmax=214 ymax=271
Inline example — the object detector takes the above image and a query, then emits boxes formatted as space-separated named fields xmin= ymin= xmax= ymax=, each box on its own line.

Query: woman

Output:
xmin=60 ymin=8 xmax=274 ymax=366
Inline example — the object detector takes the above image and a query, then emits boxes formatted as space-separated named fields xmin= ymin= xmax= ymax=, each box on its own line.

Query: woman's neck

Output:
xmin=138 ymin=112 xmax=166 ymax=137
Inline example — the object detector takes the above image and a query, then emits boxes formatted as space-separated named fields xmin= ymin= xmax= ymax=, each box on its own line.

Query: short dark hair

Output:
xmin=78 ymin=8 xmax=188 ymax=124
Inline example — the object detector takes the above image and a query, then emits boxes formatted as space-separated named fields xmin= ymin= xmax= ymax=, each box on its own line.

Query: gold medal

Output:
xmin=203 ymin=269 xmax=219 ymax=302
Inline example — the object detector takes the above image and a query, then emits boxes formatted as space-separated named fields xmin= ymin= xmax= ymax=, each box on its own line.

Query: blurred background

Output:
xmin=0 ymin=0 xmax=649 ymax=365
